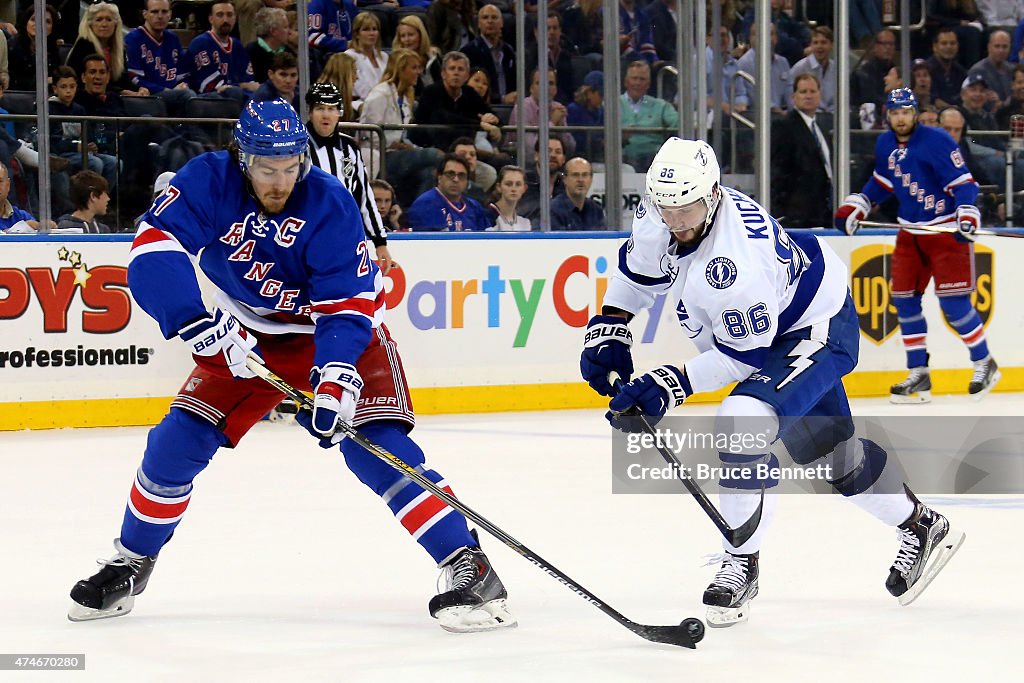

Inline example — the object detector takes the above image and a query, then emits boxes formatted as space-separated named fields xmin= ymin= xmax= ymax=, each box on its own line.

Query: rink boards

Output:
xmin=1 ymin=230 xmax=1021 ymax=429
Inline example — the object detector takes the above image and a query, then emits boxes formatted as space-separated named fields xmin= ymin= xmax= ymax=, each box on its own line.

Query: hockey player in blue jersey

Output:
xmin=835 ymin=88 xmax=1000 ymax=403
xmin=67 ymin=99 xmax=515 ymax=633
xmin=581 ymin=137 xmax=964 ymax=626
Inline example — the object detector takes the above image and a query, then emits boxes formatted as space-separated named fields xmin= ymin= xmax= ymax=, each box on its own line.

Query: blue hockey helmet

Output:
xmin=233 ymin=98 xmax=311 ymax=181
xmin=885 ymin=87 xmax=918 ymax=112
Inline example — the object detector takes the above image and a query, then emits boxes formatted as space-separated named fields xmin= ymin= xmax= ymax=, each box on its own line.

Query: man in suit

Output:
xmin=771 ymin=73 xmax=833 ymax=228
xmin=461 ymin=4 xmax=517 ymax=104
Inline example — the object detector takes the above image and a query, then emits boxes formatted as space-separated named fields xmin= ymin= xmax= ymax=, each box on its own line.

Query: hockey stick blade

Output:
xmin=246 ymin=357 xmax=704 ymax=648
xmin=610 ymin=379 xmax=763 ymax=548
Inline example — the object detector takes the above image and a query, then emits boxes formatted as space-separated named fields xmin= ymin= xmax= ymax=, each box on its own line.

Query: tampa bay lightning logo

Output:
xmin=706 ymin=256 xmax=738 ymax=289
xmin=695 ymin=148 xmax=708 ymax=167
xmin=635 ymin=200 xmax=647 ymax=220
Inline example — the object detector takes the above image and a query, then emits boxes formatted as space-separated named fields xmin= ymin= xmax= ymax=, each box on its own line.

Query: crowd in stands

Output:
xmin=3 ymin=1 xmax=1024 ymax=232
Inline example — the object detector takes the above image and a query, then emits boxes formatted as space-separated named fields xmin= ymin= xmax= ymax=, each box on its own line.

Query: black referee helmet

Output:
xmin=306 ymin=82 xmax=343 ymax=107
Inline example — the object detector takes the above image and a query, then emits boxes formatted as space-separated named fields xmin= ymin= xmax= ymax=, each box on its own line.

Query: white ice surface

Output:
xmin=1 ymin=395 xmax=1021 ymax=682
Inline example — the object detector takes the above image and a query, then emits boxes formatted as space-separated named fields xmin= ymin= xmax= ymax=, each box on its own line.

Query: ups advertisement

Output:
xmin=850 ymin=243 xmax=994 ymax=346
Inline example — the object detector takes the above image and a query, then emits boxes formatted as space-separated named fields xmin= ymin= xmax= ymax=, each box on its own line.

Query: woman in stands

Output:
xmin=392 ymin=15 xmax=441 ymax=95
xmin=65 ymin=2 xmax=146 ymax=96
xmin=486 ymin=165 xmax=530 ymax=231
xmin=7 ymin=4 xmax=61 ymax=91
xmin=347 ymin=12 xmax=390 ymax=100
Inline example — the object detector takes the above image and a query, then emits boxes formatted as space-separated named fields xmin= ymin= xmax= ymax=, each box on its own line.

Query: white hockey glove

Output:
xmin=178 ymin=309 xmax=259 ymax=379
xmin=834 ymin=193 xmax=871 ymax=235
xmin=299 ymin=362 xmax=363 ymax=447
xmin=955 ymin=204 xmax=981 ymax=242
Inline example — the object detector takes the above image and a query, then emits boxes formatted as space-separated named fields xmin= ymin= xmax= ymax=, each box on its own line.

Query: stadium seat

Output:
xmin=185 ymin=97 xmax=243 ymax=120
xmin=122 ymin=96 xmax=168 ymax=118
xmin=492 ymin=104 xmax=513 ymax=127
xmin=1 ymin=91 xmax=36 ymax=115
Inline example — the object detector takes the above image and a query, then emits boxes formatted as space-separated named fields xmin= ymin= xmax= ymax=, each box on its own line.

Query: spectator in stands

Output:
xmin=997 ymin=63 xmax=1024 ymax=126
xmin=185 ymin=1 xmax=259 ymax=102
xmin=789 ymin=26 xmax=834 ymax=113
xmin=125 ymin=0 xmax=196 ymax=115
xmin=252 ymin=51 xmax=300 ymax=106
xmin=939 ymin=105 xmax=1003 ymax=187
xmin=849 ymin=0 xmax=883 ymax=48
xmin=409 ymin=51 xmax=498 ymax=153
xmin=519 ymin=135 xmax=567 ymax=228
xmin=426 ymin=0 xmax=477 ymax=54
xmin=851 ymin=29 xmax=896 ymax=114
xmin=360 ymin=48 xmax=442 ymax=204
xmin=371 ymin=178 xmax=408 ymax=232
xmin=486 ymin=164 xmax=530 ymax=231
xmin=66 ymin=2 xmax=146 ymax=97
xmin=567 ymin=70 xmax=604 ymax=162
xmin=736 ymin=0 xmax=810 ymax=66
xmin=0 ymin=162 xmax=58 ymax=233
xmin=770 ymin=73 xmax=832 ymax=229
xmin=918 ymin=104 xmax=941 ymax=126
xmin=407 ymin=153 xmax=491 ymax=231
xmin=309 ymin=0 xmax=357 ymax=55
xmin=550 ymin=156 xmax=604 ymax=230
xmin=57 ymin=170 xmax=111 ymax=233
xmin=346 ymin=12 xmax=389 ymax=100
xmin=928 ymin=27 xmax=969 ymax=108
xmin=735 ymin=22 xmax=791 ymax=113
xmin=646 ymin=0 xmax=677 ymax=64
xmin=461 ymin=4 xmax=516 ymax=104
xmin=618 ymin=0 xmax=660 ymax=67
xmin=911 ymin=58 xmax=935 ymax=109
xmin=960 ymin=73 xmax=1003 ymax=148
xmin=7 ymin=4 xmax=61 ymax=91
xmin=562 ymin=0 xmax=602 ymax=61
xmin=450 ymin=136 xmax=496 ymax=202
xmin=525 ymin=11 xmax=574 ymax=104
xmin=318 ymin=52 xmax=361 ymax=118
xmin=394 ymin=14 xmax=441 ymax=94
xmin=706 ymin=24 xmax=744 ymax=116
xmin=247 ymin=7 xmax=297 ymax=88
xmin=0 ymin=30 xmax=8 ymax=89
xmin=979 ymin=2 xmax=1024 ymax=29
xmin=929 ymin=0 xmax=984 ymax=68
xmin=73 ymin=55 xmax=124 ymax=188
xmin=48 ymin=65 xmax=117 ymax=188
xmin=620 ymin=60 xmax=679 ymax=170
xmin=969 ymin=29 xmax=1013 ymax=105
xmin=508 ymin=68 xmax=576 ymax=159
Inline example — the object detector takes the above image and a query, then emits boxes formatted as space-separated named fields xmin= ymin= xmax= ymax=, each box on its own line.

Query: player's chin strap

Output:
xmin=244 ymin=355 xmax=705 ymax=649
xmin=610 ymin=375 xmax=764 ymax=548
xmin=858 ymin=220 xmax=1024 ymax=239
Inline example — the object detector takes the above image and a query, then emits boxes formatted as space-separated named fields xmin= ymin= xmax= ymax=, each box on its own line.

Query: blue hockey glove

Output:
xmin=298 ymin=362 xmax=363 ymax=446
xmin=954 ymin=204 xmax=980 ymax=242
xmin=581 ymin=314 xmax=634 ymax=396
xmin=178 ymin=308 xmax=260 ymax=379
xmin=607 ymin=365 xmax=692 ymax=433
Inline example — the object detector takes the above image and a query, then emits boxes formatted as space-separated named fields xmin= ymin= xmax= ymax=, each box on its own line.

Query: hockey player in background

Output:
xmin=581 ymin=137 xmax=964 ymax=626
xmin=67 ymin=99 xmax=515 ymax=633
xmin=835 ymin=88 xmax=1000 ymax=403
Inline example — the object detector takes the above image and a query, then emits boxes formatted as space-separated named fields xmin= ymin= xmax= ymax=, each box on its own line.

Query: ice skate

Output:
xmin=702 ymin=552 xmax=759 ymax=627
xmin=890 ymin=366 xmax=931 ymax=404
xmin=886 ymin=499 xmax=965 ymax=606
xmin=429 ymin=537 xmax=516 ymax=633
xmin=68 ymin=539 xmax=158 ymax=622
xmin=968 ymin=356 xmax=1001 ymax=399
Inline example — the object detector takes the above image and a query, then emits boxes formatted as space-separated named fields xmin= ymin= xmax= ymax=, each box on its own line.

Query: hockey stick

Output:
xmin=611 ymin=379 xmax=763 ymax=548
xmin=245 ymin=357 xmax=705 ymax=649
xmin=858 ymin=220 xmax=1024 ymax=238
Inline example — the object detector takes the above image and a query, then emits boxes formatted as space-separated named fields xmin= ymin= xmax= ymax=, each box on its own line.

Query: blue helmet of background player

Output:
xmin=233 ymin=98 xmax=312 ymax=181
xmin=886 ymin=87 xmax=918 ymax=112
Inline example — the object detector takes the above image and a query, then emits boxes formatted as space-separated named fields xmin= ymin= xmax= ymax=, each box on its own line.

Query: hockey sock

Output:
xmin=892 ymin=294 xmax=928 ymax=368
xmin=719 ymin=452 xmax=779 ymax=555
xmin=825 ymin=437 xmax=914 ymax=526
xmin=939 ymin=295 xmax=989 ymax=362
xmin=120 ymin=409 xmax=226 ymax=556
xmin=341 ymin=421 xmax=476 ymax=564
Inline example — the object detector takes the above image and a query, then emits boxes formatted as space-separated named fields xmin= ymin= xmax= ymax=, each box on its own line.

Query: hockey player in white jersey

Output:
xmin=581 ymin=137 xmax=964 ymax=626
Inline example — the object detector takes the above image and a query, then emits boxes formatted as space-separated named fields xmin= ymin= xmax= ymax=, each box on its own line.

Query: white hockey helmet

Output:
xmin=645 ymin=137 xmax=721 ymax=235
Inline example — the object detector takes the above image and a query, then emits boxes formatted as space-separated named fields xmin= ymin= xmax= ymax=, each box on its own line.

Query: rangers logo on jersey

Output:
xmin=706 ymin=257 xmax=738 ymax=289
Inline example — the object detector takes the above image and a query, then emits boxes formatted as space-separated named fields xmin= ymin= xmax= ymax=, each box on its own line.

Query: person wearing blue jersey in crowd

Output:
xmin=835 ymin=88 xmax=1000 ymax=403
xmin=184 ymin=1 xmax=259 ymax=102
xmin=582 ymin=137 xmax=964 ymax=627
xmin=67 ymin=99 xmax=515 ymax=634
xmin=124 ymin=0 xmax=197 ymax=116
xmin=407 ymin=154 xmax=492 ymax=231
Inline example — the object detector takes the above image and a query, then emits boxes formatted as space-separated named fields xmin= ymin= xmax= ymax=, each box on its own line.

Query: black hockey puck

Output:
xmin=681 ymin=618 xmax=705 ymax=644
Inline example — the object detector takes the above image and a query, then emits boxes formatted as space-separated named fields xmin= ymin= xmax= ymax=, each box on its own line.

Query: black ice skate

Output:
xmin=968 ymin=356 xmax=1001 ymax=399
xmin=886 ymin=498 xmax=965 ymax=606
xmin=429 ymin=536 xmax=516 ymax=633
xmin=702 ymin=552 xmax=759 ymax=628
xmin=890 ymin=366 xmax=931 ymax=404
xmin=68 ymin=539 xmax=158 ymax=622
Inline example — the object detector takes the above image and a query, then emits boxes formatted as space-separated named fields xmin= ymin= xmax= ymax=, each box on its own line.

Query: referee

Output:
xmin=306 ymin=82 xmax=396 ymax=273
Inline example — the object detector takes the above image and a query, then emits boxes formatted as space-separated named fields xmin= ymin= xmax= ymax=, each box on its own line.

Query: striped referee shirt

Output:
xmin=308 ymin=129 xmax=387 ymax=247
